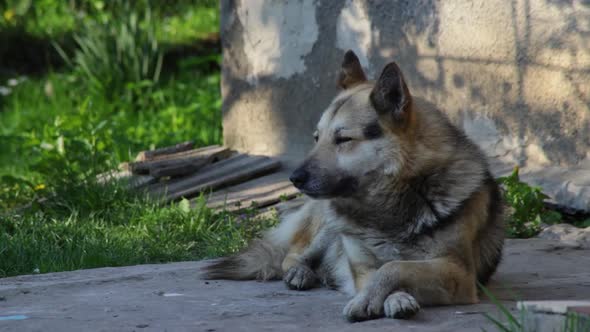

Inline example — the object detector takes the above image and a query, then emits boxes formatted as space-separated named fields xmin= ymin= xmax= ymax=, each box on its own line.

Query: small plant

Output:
xmin=497 ymin=167 xmax=561 ymax=238
xmin=54 ymin=0 xmax=163 ymax=104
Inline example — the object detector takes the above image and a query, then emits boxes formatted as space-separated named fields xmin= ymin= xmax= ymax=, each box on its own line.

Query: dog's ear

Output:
xmin=337 ymin=50 xmax=367 ymax=89
xmin=370 ymin=62 xmax=412 ymax=122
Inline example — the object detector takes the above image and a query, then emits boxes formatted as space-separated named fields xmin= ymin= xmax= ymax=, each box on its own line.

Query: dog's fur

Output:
xmin=202 ymin=50 xmax=505 ymax=321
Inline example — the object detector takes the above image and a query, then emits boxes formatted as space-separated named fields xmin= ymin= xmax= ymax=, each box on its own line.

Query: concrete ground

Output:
xmin=1 ymin=239 xmax=589 ymax=332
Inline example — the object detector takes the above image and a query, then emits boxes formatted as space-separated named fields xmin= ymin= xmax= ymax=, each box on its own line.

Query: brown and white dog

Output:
xmin=203 ymin=50 xmax=504 ymax=322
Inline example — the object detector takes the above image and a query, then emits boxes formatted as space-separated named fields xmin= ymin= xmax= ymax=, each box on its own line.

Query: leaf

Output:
xmin=178 ymin=198 xmax=191 ymax=213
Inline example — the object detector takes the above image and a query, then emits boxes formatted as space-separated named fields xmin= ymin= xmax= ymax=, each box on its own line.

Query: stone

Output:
xmin=517 ymin=301 xmax=590 ymax=332
xmin=517 ymin=301 xmax=590 ymax=315
xmin=538 ymin=223 xmax=590 ymax=248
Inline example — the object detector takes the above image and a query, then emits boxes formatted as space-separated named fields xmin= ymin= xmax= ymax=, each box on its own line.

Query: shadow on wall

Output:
xmin=221 ymin=0 xmax=590 ymax=167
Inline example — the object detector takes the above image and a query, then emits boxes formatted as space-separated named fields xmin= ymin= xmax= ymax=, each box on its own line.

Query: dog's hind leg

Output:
xmin=282 ymin=222 xmax=337 ymax=290
xmin=342 ymin=258 xmax=477 ymax=321
xmin=202 ymin=201 xmax=315 ymax=281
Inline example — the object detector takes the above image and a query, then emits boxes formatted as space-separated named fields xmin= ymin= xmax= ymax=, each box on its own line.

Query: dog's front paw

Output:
xmin=342 ymin=291 xmax=384 ymax=322
xmin=383 ymin=291 xmax=420 ymax=319
xmin=283 ymin=265 xmax=317 ymax=290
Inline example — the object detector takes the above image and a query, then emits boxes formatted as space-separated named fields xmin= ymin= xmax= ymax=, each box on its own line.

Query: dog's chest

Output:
xmin=347 ymin=227 xmax=436 ymax=264
xmin=365 ymin=236 xmax=420 ymax=263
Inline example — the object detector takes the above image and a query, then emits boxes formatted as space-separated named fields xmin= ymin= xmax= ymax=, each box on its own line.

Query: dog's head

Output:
xmin=290 ymin=50 xmax=415 ymax=199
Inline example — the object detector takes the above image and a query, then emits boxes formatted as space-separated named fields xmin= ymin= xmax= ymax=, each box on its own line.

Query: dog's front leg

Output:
xmin=343 ymin=258 xmax=477 ymax=321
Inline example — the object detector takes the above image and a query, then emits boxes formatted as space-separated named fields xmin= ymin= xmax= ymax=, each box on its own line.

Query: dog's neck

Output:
xmin=330 ymin=160 xmax=489 ymax=239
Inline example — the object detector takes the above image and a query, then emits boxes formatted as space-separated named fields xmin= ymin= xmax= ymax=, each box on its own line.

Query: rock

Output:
xmin=517 ymin=301 xmax=590 ymax=332
xmin=538 ymin=224 xmax=590 ymax=248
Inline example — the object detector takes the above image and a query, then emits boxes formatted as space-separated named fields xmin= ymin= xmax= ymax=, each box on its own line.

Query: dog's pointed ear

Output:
xmin=337 ymin=50 xmax=367 ymax=89
xmin=370 ymin=62 xmax=412 ymax=122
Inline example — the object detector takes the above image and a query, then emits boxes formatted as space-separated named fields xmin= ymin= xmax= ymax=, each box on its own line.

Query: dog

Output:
xmin=202 ymin=50 xmax=505 ymax=322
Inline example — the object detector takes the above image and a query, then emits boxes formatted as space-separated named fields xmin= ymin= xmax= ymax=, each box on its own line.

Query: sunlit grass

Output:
xmin=0 ymin=1 xmax=244 ymax=278
xmin=0 ymin=68 xmax=222 ymax=211
xmin=0 ymin=181 xmax=277 ymax=278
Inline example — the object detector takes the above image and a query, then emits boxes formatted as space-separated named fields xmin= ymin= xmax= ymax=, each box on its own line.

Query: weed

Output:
xmin=498 ymin=167 xmax=562 ymax=238
xmin=54 ymin=1 xmax=163 ymax=103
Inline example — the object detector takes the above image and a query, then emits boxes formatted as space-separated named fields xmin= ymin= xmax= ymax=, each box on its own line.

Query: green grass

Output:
xmin=0 ymin=181 xmax=277 ymax=278
xmin=157 ymin=3 xmax=219 ymax=43
xmin=0 ymin=68 xmax=222 ymax=210
xmin=0 ymin=1 xmax=268 ymax=278
xmin=1 ymin=0 xmax=219 ymax=42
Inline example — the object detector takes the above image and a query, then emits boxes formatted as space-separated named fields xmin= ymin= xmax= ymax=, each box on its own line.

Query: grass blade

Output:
xmin=483 ymin=312 xmax=512 ymax=332
xmin=478 ymin=282 xmax=521 ymax=329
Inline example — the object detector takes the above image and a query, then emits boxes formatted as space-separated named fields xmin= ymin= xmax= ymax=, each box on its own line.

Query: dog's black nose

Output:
xmin=289 ymin=168 xmax=308 ymax=189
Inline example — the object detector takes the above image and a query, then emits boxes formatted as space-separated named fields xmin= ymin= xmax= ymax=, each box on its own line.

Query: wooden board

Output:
xmin=129 ymin=146 xmax=233 ymax=177
xmin=96 ymin=169 xmax=157 ymax=188
xmin=148 ymin=154 xmax=282 ymax=202
xmin=205 ymin=170 xmax=299 ymax=211
xmin=135 ymin=141 xmax=194 ymax=161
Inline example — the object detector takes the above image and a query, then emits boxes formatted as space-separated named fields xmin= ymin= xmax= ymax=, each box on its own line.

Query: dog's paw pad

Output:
xmin=283 ymin=265 xmax=317 ymax=291
xmin=342 ymin=293 xmax=383 ymax=322
xmin=383 ymin=291 xmax=420 ymax=319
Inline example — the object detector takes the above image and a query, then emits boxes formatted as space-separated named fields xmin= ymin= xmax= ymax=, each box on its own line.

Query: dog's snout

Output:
xmin=289 ymin=168 xmax=308 ymax=189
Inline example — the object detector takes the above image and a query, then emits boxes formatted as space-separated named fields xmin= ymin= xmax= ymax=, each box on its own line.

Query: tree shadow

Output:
xmin=0 ymin=27 xmax=72 ymax=77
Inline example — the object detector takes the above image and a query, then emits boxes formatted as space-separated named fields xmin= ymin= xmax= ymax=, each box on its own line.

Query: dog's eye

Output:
xmin=335 ymin=136 xmax=353 ymax=145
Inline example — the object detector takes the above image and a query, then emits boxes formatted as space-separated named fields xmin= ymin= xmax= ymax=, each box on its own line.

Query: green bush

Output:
xmin=498 ymin=167 xmax=562 ymax=238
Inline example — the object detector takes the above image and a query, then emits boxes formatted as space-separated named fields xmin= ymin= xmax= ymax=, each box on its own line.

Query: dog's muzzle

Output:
xmin=289 ymin=167 xmax=309 ymax=190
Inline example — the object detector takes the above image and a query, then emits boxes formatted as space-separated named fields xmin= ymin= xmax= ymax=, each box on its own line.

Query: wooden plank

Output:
xmin=130 ymin=146 xmax=232 ymax=176
xmin=147 ymin=154 xmax=250 ymax=196
xmin=96 ymin=169 xmax=157 ymax=188
xmin=150 ymin=163 xmax=203 ymax=178
xmin=148 ymin=145 xmax=222 ymax=162
xmin=128 ymin=175 xmax=158 ymax=188
xmin=205 ymin=171 xmax=299 ymax=211
xmin=163 ymin=155 xmax=281 ymax=202
xmin=148 ymin=154 xmax=281 ymax=202
xmin=135 ymin=141 xmax=194 ymax=161
xmin=130 ymin=145 xmax=227 ymax=174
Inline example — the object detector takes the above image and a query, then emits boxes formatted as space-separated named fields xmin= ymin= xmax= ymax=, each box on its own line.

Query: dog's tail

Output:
xmin=201 ymin=199 xmax=312 ymax=281
xmin=201 ymin=237 xmax=287 ymax=281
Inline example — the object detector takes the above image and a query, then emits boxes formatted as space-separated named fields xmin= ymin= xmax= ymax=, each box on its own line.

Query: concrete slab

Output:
xmin=1 ymin=239 xmax=589 ymax=332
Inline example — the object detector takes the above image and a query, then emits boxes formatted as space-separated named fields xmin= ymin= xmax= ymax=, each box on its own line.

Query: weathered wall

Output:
xmin=220 ymin=0 xmax=590 ymax=210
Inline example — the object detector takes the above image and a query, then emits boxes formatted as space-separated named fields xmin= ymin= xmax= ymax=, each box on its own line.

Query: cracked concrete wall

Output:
xmin=220 ymin=0 xmax=590 ymax=211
